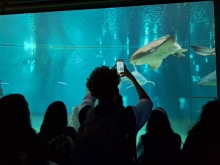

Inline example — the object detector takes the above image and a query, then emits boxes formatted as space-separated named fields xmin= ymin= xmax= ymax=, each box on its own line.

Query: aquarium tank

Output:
xmin=0 ymin=1 xmax=216 ymax=143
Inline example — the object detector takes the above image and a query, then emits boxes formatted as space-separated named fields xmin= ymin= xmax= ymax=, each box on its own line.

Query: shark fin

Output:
xmin=133 ymin=64 xmax=137 ymax=72
xmin=182 ymin=48 xmax=188 ymax=52
xmin=148 ymin=60 xmax=162 ymax=70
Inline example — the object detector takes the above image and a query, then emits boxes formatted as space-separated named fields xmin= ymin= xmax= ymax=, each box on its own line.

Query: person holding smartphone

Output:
xmin=74 ymin=61 xmax=153 ymax=165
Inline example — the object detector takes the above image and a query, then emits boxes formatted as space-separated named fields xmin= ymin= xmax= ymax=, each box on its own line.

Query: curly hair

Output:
xmin=188 ymin=99 xmax=220 ymax=135
xmin=115 ymin=94 xmax=125 ymax=108
xmin=86 ymin=66 xmax=120 ymax=100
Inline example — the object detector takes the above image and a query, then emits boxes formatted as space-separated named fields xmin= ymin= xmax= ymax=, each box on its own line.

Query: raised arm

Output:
xmin=121 ymin=65 xmax=149 ymax=99
xmin=121 ymin=65 xmax=153 ymax=131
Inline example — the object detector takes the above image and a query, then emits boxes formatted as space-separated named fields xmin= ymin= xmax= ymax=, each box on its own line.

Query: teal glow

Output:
xmin=144 ymin=37 xmax=149 ymax=45
xmin=195 ymin=65 xmax=199 ymax=72
xmin=191 ymin=75 xmax=201 ymax=82
xmin=24 ymin=41 xmax=36 ymax=50
xmin=179 ymin=98 xmax=186 ymax=109
xmin=123 ymin=96 xmax=128 ymax=107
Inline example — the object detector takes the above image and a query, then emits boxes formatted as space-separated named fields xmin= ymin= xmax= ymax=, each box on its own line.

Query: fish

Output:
xmin=58 ymin=82 xmax=67 ymax=85
xmin=130 ymin=34 xmax=187 ymax=70
xmin=198 ymin=70 xmax=216 ymax=86
xmin=0 ymin=82 xmax=9 ymax=85
xmin=191 ymin=46 xmax=215 ymax=56
xmin=120 ymin=65 xmax=155 ymax=91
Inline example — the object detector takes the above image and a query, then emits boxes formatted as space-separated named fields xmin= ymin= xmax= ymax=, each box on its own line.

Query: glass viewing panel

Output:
xmin=0 ymin=1 xmax=216 ymax=143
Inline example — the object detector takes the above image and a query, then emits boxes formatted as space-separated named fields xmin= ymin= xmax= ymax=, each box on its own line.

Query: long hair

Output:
xmin=146 ymin=108 xmax=174 ymax=135
xmin=0 ymin=94 xmax=37 ymax=164
xmin=141 ymin=108 xmax=181 ymax=165
xmin=40 ymin=101 xmax=68 ymax=138
xmin=0 ymin=94 xmax=35 ymax=137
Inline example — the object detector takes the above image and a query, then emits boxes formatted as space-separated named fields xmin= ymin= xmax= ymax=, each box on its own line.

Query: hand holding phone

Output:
xmin=116 ymin=59 xmax=124 ymax=76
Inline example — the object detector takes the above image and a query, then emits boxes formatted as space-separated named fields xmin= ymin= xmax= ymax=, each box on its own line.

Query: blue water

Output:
xmin=0 ymin=1 xmax=216 ymax=142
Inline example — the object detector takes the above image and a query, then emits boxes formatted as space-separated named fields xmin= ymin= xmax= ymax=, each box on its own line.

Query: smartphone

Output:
xmin=116 ymin=59 xmax=124 ymax=74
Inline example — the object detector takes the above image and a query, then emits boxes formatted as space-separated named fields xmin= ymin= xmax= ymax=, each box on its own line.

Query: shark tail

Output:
xmin=147 ymin=81 xmax=155 ymax=86
xmin=124 ymin=84 xmax=134 ymax=91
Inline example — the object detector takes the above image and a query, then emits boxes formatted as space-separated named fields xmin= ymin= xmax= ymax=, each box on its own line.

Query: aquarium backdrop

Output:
xmin=0 ymin=1 xmax=216 ymax=143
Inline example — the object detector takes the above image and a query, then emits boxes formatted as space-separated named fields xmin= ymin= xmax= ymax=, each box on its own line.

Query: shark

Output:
xmin=120 ymin=65 xmax=155 ymax=91
xmin=198 ymin=70 xmax=216 ymax=86
xmin=191 ymin=46 xmax=215 ymax=56
xmin=191 ymin=25 xmax=215 ymax=56
xmin=130 ymin=34 xmax=187 ymax=70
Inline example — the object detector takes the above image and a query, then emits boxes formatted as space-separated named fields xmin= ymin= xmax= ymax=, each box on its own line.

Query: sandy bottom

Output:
xmin=31 ymin=115 xmax=193 ymax=145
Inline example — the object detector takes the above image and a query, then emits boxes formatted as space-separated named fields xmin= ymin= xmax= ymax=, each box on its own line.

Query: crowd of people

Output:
xmin=0 ymin=65 xmax=219 ymax=165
